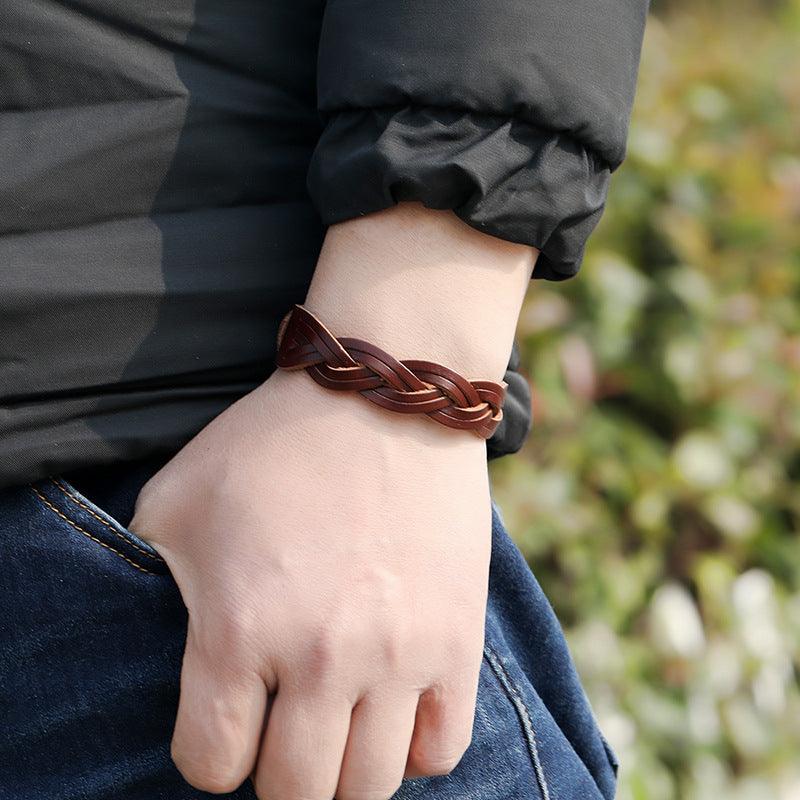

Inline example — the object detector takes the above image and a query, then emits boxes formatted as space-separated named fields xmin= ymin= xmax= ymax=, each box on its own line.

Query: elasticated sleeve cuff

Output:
xmin=306 ymin=106 xmax=612 ymax=281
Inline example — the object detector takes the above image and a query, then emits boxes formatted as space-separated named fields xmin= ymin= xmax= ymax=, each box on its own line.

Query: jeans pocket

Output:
xmin=484 ymin=499 xmax=618 ymax=800
xmin=481 ymin=642 xmax=551 ymax=800
xmin=482 ymin=635 xmax=615 ymax=800
xmin=3 ymin=481 xmax=194 ymax=799
xmin=28 ymin=476 xmax=170 ymax=576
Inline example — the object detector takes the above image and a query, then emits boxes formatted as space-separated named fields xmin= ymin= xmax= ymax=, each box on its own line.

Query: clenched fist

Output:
xmin=130 ymin=366 xmax=493 ymax=799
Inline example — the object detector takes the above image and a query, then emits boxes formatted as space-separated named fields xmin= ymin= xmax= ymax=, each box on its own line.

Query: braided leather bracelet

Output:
xmin=275 ymin=304 xmax=507 ymax=439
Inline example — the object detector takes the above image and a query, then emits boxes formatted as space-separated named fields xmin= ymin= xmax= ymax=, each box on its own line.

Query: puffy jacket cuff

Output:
xmin=307 ymin=106 xmax=612 ymax=281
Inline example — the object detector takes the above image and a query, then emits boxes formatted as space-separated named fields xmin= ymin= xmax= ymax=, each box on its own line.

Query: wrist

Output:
xmin=263 ymin=366 xmax=488 ymax=452
xmin=302 ymin=202 xmax=537 ymax=382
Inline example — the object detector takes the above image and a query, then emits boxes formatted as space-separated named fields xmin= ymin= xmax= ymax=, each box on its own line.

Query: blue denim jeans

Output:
xmin=0 ymin=462 xmax=619 ymax=799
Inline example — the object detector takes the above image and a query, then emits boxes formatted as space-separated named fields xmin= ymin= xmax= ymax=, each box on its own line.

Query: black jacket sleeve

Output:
xmin=307 ymin=0 xmax=649 ymax=281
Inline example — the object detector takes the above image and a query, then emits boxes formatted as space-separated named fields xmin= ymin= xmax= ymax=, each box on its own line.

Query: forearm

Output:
xmin=302 ymin=201 xmax=538 ymax=384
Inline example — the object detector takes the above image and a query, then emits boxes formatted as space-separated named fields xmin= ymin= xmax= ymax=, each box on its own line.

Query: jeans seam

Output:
xmin=29 ymin=485 xmax=159 ymax=576
xmin=483 ymin=642 xmax=552 ymax=800
xmin=51 ymin=478 xmax=164 ymax=562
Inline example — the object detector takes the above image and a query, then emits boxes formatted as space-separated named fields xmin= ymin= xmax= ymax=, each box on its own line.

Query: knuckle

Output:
xmin=377 ymin=621 xmax=413 ymax=669
xmin=301 ymin=626 xmax=346 ymax=683
xmin=199 ymin=608 xmax=259 ymax=666
xmin=409 ymin=742 xmax=469 ymax=777
xmin=171 ymin=751 xmax=243 ymax=794
xmin=218 ymin=607 xmax=258 ymax=649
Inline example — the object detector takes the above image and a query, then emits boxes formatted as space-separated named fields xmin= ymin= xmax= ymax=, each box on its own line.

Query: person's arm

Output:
xmin=129 ymin=2 xmax=650 ymax=798
xmin=130 ymin=205 xmax=537 ymax=800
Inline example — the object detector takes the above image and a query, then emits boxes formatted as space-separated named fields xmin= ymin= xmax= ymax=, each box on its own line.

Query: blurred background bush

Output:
xmin=488 ymin=1 xmax=800 ymax=797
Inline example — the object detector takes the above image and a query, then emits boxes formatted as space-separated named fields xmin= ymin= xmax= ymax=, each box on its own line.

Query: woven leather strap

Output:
xmin=275 ymin=304 xmax=506 ymax=439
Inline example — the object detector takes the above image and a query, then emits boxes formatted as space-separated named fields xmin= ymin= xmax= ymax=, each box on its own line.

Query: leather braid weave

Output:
xmin=275 ymin=304 xmax=506 ymax=439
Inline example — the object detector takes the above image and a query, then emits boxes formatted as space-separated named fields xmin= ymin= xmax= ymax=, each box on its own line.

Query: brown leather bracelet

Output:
xmin=275 ymin=304 xmax=507 ymax=439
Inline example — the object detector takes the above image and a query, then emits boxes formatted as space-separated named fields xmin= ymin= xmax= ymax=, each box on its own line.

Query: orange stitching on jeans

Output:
xmin=50 ymin=478 xmax=163 ymax=561
xmin=30 ymin=486 xmax=158 ymax=576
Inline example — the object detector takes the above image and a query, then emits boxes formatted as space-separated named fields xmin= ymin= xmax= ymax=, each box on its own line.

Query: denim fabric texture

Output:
xmin=0 ymin=465 xmax=619 ymax=799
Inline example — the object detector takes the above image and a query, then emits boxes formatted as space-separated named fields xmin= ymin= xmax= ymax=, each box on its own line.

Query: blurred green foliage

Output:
xmin=489 ymin=2 xmax=800 ymax=798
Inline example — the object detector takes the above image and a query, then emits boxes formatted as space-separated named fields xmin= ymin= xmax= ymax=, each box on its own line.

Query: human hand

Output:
xmin=130 ymin=365 xmax=493 ymax=799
